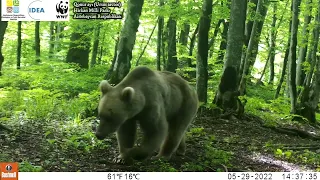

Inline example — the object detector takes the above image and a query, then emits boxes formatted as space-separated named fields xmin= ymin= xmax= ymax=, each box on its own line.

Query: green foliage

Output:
xmin=19 ymin=161 xmax=43 ymax=172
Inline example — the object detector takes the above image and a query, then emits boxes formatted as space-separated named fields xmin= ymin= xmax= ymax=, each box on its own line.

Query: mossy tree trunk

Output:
xmin=196 ymin=0 xmax=212 ymax=104
xmin=296 ymin=0 xmax=312 ymax=89
xmin=268 ymin=2 xmax=277 ymax=84
xmin=66 ymin=25 xmax=92 ymax=69
xmin=298 ymin=1 xmax=320 ymax=123
xmin=214 ymin=0 xmax=246 ymax=110
xmin=107 ymin=0 xmax=144 ymax=85
xmin=165 ymin=0 xmax=179 ymax=73
xmin=288 ymin=0 xmax=302 ymax=114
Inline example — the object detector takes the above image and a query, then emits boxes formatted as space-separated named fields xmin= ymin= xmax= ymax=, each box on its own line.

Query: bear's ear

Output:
xmin=121 ymin=87 xmax=135 ymax=102
xmin=99 ymin=80 xmax=112 ymax=94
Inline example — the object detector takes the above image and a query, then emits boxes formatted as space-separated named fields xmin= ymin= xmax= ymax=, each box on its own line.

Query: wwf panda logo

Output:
xmin=56 ymin=1 xmax=68 ymax=14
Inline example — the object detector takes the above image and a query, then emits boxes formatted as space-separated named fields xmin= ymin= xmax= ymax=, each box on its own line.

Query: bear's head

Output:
xmin=95 ymin=80 xmax=138 ymax=140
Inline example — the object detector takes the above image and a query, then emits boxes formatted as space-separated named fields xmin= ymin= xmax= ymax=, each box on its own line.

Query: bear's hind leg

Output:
xmin=176 ymin=134 xmax=186 ymax=156
xmin=156 ymin=124 xmax=187 ymax=159
xmin=156 ymin=107 xmax=196 ymax=160
xmin=113 ymin=118 xmax=137 ymax=163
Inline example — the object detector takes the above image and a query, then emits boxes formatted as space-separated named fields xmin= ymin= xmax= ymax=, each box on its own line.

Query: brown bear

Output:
xmin=95 ymin=66 xmax=199 ymax=163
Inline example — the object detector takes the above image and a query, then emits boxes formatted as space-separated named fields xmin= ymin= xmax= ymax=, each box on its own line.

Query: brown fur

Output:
xmin=95 ymin=66 xmax=199 ymax=162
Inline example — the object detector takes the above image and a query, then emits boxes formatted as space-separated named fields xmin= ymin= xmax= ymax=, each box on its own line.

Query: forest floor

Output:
xmin=1 ymin=108 xmax=320 ymax=172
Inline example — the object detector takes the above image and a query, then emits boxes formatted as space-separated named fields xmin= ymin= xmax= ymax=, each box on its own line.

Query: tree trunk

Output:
xmin=239 ymin=0 xmax=258 ymax=75
xmin=304 ymin=16 xmax=319 ymax=88
xmin=54 ymin=22 xmax=65 ymax=53
xmin=107 ymin=0 xmax=144 ymax=84
xmin=105 ymin=37 xmax=119 ymax=80
xmin=188 ymin=23 xmax=199 ymax=67
xmin=136 ymin=22 xmax=157 ymax=66
xmin=166 ymin=0 xmax=179 ymax=73
xmin=0 ymin=3 xmax=8 ymax=76
xmin=296 ymin=0 xmax=312 ymax=88
xmin=178 ymin=22 xmax=190 ymax=67
xmin=268 ymin=2 xmax=277 ymax=84
xmin=35 ymin=21 xmax=41 ymax=63
xmin=97 ymin=30 xmax=105 ymax=65
xmin=157 ymin=0 xmax=164 ymax=71
xmin=239 ymin=0 xmax=269 ymax=95
xmin=66 ymin=26 xmax=92 ymax=69
xmin=288 ymin=0 xmax=302 ymax=114
xmin=214 ymin=0 xmax=246 ymax=110
xmin=299 ymin=1 xmax=320 ymax=123
xmin=91 ymin=24 xmax=101 ymax=68
xmin=17 ymin=21 xmax=22 ymax=69
xmin=196 ymin=0 xmax=212 ymax=104
xmin=275 ymin=10 xmax=292 ymax=99
xmin=217 ymin=20 xmax=229 ymax=63
xmin=208 ymin=19 xmax=223 ymax=58
xmin=49 ymin=21 xmax=55 ymax=59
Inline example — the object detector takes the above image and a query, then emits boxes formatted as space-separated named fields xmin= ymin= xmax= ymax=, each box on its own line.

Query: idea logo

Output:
xmin=0 ymin=163 xmax=18 ymax=180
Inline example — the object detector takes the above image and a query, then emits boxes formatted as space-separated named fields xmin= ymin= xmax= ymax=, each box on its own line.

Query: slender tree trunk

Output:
xmin=239 ymin=0 xmax=258 ymax=75
xmin=275 ymin=22 xmax=291 ymax=99
xmin=258 ymin=49 xmax=272 ymax=82
xmin=97 ymin=30 xmax=105 ymax=65
xmin=17 ymin=21 xmax=22 ymax=69
xmin=136 ymin=22 xmax=157 ymax=66
xmin=105 ymin=37 xmax=119 ymax=79
xmin=187 ymin=23 xmax=199 ymax=67
xmin=217 ymin=20 xmax=229 ymax=63
xmin=157 ymin=0 xmax=164 ymax=71
xmin=239 ymin=0 xmax=269 ymax=95
xmin=268 ymin=2 xmax=277 ymax=84
xmin=107 ymin=0 xmax=144 ymax=84
xmin=296 ymin=0 xmax=312 ymax=88
xmin=35 ymin=21 xmax=41 ymax=63
xmin=178 ymin=22 xmax=190 ymax=67
xmin=288 ymin=0 xmax=302 ymax=114
xmin=166 ymin=0 xmax=179 ymax=73
xmin=91 ymin=25 xmax=101 ymax=68
xmin=49 ymin=21 xmax=55 ymax=59
xmin=208 ymin=19 xmax=223 ymax=58
xmin=196 ymin=0 xmax=212 ymax=103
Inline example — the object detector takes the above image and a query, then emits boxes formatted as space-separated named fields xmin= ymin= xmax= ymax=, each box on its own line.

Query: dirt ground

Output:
xmin=1 ymin=110 xmax=319 ymax=172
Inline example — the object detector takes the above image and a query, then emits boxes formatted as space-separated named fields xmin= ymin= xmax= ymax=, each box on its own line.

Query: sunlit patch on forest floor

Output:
xmin=1 ymin=108 xmax=320 ymax=172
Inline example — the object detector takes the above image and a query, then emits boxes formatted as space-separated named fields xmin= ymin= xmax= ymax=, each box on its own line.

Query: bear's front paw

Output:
xmin=112 ymin=154 xmax=133 ymax=165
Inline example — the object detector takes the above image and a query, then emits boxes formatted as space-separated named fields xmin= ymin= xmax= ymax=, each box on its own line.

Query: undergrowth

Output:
xmin=1 ymin=62 xmax=320 ymax=171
